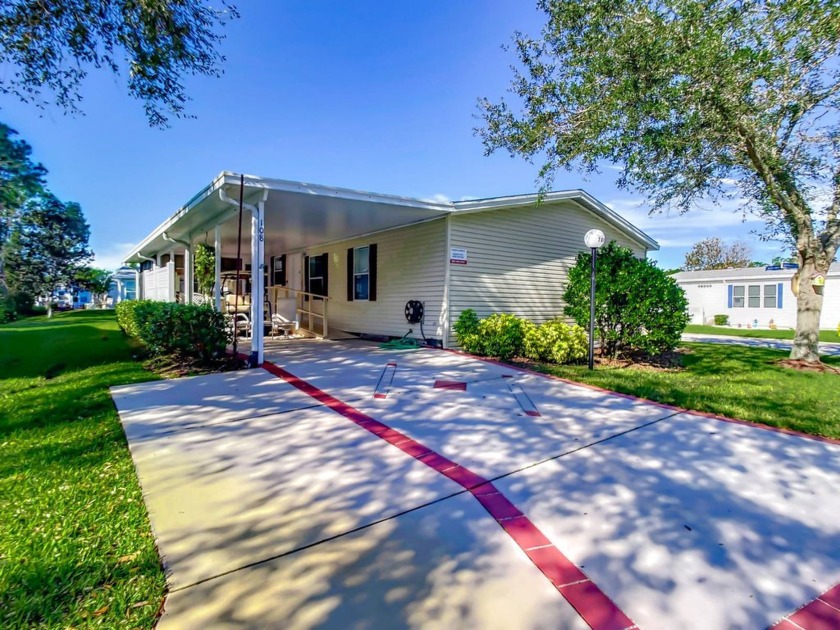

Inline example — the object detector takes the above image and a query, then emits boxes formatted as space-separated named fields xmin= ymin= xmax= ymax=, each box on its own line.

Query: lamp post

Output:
xmin=584 ymin=229 xmax=606 ymax=370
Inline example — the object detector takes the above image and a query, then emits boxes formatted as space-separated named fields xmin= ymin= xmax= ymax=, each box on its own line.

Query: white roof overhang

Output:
xmin=125 ymin=172 xmax=453 ymax=263
xmin=124 ymin=174 xmax=659 ymax=264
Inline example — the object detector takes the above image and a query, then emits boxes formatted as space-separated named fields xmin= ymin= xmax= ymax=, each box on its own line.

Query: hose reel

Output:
xmin=404 ymin=300 xmax=425 ymax=325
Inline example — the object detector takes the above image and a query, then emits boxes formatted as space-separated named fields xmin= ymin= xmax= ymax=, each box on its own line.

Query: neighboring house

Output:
xmin=108 ymin=266 xmax=139 ymax=306
xmin=123 ymin=172 xmax=658 ymax=363
xmin=673 ymin=263 xmax=840 ymax=329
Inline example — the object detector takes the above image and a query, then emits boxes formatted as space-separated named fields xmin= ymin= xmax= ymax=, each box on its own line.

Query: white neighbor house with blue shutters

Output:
xmin=673 ymin=263 xmax=840 ymax=329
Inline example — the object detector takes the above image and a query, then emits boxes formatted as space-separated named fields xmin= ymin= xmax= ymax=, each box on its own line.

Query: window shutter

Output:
xmin=777 ymin=282 xmax=783 ymax=309
xmin=279 ymin=254 xmax=286 ymax=286
xmin=269 ymin=256 xmax=276 ymax=285
xmin=727 ymin=285 xmax=733 ymax=308
xmin=347 ymin=248 xmax=354 ymax=301
xmin=369 ymin=243 xmax=378 ymax=302
xmin=304 ymin=255 xmax=310 ymax=295
xmin=320 ymin=253 xmax=329 ymax=297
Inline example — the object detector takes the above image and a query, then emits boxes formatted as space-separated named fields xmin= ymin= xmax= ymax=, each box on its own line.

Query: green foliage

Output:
xmin=563 ymin=241 xmax=690 ymax=358
xmin=0 ymin=1 xmax=238 ymax=127
xmin=116 ymin=300 xmax=230 ymax=364
xmin=478 ymin=313 xmax=527 ymax=360
xmin=523 ymin=319 xmax=588 ymax=364
xmin=115 ymin=300 xmax=143 ymax=338
xmin=714 ymin=314 xmax=729 ymax=326
xmin=74 ymin=266 xmax=112 ymax=305
xmin=194 ymin=243 xmax=216 ymax=295
xmin=479 ymin=0 xmax=840 ymax=360
xmin=453 ymin=309 xmax=484 ymax=355
xmin=4 ymin=194 xmax=91 ymax=311
xmin=0 ymin=294 xmax=16 ymax=322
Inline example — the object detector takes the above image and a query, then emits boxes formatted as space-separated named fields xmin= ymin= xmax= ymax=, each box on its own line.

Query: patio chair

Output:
xmin=269 ymin=298 xmax=298 ymax=338
xmin=226 ymin=312 xmax=251 ymax=338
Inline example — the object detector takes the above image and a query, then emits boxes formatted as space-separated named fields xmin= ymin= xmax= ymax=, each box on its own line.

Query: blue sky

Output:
xmin=1 ymin=1 xmax=785 ymax=270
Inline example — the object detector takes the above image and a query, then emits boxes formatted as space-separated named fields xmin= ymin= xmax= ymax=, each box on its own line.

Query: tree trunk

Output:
xmin=790 ymin=259 xmax=824 ymax=362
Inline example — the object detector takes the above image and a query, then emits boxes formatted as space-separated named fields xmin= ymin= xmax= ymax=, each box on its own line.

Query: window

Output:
xmin=764 ymin=284 xmax=777 ymax=308
xmin=307 ymin=254 xmax=327 ymax=297
xmin=353 ymin=246 xmax=370 ymax=300
xmin=748 ymin=285 xmax=760 ymax=308
xmin=733 ymin=285 xmax=745 ymax=307
xmin=272 ymin=255 xmax=286 ymax=286
xmin=346 ymin=244 xmax=377 ymax=302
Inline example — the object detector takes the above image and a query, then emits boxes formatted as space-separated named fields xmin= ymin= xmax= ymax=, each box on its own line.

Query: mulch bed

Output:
xmin=144 ymin=354 xmax=248 ymax=379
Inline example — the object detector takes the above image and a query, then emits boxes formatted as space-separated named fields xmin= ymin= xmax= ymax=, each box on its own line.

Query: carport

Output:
xmin=124 ymin=173 xmax=451 ymax=364
xmin=112 ymin=341 xmax=840 ymax=629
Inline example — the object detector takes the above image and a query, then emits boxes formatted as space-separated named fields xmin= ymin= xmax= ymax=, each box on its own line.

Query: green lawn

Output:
xmin=0 ymin=310 xmax=165 ymax=628
xmin=685 ymin=324 xmax=840 ymax=343
xmin=531 ymin=343 xmax=840 ymax=439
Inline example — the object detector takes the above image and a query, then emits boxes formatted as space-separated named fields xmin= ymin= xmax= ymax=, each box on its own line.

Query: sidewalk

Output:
xmin=682 ymin=332 xmax=840 ymax=356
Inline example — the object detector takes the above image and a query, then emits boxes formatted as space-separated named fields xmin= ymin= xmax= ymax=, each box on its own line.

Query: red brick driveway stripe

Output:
xmin=261 ymin=359 xmax=637 ymax=630
xmin=770 ymin=583 xmax=840 ymax=630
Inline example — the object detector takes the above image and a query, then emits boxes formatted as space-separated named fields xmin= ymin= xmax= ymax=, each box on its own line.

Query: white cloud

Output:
xmin=91 ymin=242 xmax=135 ymax=271
xmin=422 ymin=193 xmax=453 ymax=204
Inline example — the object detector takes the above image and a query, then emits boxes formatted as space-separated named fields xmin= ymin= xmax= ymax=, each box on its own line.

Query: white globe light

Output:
xmin=584 ymin=229 xmax=606 ymax=249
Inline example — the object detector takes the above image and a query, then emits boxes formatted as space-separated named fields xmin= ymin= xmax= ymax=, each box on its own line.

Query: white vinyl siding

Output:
xmin=306 ymin=219 xmax=447 ymax=341
xmin=448 ymin=201 xmax=649 ymax=330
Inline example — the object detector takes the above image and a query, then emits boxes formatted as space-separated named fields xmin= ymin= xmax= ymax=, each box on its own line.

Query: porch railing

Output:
xmin=266 ymin=286 xmax=329 ymax=338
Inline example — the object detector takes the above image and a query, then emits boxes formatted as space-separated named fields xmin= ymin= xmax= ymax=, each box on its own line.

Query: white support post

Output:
xmin=249 ymin=201 xmax=265 ymax=366
xmin=183 ymin=240 xmax=193 ymax=305
xmin=214 ymin=225 xmax=222 ymax=312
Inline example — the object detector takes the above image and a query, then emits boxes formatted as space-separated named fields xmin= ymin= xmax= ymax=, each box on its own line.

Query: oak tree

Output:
xmin=0 ymin=1 xmax=238 ymax=127
xmin=480 ymin=0 xmax=840 ymax=361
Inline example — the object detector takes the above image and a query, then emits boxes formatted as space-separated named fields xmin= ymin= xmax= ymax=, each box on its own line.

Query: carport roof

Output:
xmin=124 ymin=171 xmax=658 ymax=263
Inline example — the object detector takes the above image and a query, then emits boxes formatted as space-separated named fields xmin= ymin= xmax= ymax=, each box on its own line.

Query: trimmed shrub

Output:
xmin=0 ymin=296 xmax=16 ymax=323
xmin=478 ymin=313 xmax=526 ymax=360
xmin=714 ymin=314 xmax=729 ymax=326
xmin=453 ymin=309 xmax=485 ymax=355
xmin=523 ymin=319 xmax=588 ymax=364
xmin=563 ymin=241 xmax=690 ymax=358
xmin=116 ymin=300 xmax=231 ymax=364
xmin=115 ymin=300 xmax=143 ymax=338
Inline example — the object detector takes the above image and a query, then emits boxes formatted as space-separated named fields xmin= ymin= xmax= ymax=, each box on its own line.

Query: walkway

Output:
xmin=111 ymin=340 xmax=840 ymax=629
xmin=682 ymin=332 xmax=840 ymax=356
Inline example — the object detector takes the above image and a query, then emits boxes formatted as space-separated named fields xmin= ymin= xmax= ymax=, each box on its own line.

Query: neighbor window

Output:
xmin=733 ymin=285 xmax=745 ymax=307
xmin=748 ymin=285 xmax=760 ymax=308
xmin=353 ymin=246 xmax=370 ymax=300
xmin=764 ymin=284 xmax=777 ymax=308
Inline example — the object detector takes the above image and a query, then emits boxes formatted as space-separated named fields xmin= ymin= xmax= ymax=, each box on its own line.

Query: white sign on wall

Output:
xmin=450 ymin=247 xmax=468 ymax=265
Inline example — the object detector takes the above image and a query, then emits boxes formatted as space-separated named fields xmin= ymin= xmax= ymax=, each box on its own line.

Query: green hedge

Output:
xmin=116 ymin=300 xmax=231 ymax=364
xmin=714 ymin=314 xmax=729 ymax=326
xmin=523 ymin=319 xmax=588 ymax=364
xmin=453 ymin=309 xmax=587 ymax=365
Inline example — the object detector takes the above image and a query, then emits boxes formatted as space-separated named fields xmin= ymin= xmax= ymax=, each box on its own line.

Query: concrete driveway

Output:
xmin=111 ymin=340 xmax=840 ymax=629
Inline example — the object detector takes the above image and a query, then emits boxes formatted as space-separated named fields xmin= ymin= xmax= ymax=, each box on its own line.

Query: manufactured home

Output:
xmin=123 ymin=172 xmax=658 ymax=363
xmin=673 ymin=263 xmax=840 ymax=329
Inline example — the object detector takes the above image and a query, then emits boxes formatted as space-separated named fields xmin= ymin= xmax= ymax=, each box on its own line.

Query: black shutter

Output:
xmin=304 ymin=255 xmax=310 ymax=296
xmin=369 ymin=243 xmax=377 ymax=301
xmin=279 ymin=254 xmax=287 ymax=286
xmin=269 ymin=256 xmax=276 ymax=285
xmin=320 ymin=253 xmax=329 ymax=297
xmin=347 ymin=248 xmax=354 ymax=301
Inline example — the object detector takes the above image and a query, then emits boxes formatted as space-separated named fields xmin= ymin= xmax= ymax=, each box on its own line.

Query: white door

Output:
xmin=287 ymin=253 xmax=303 ymax=291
